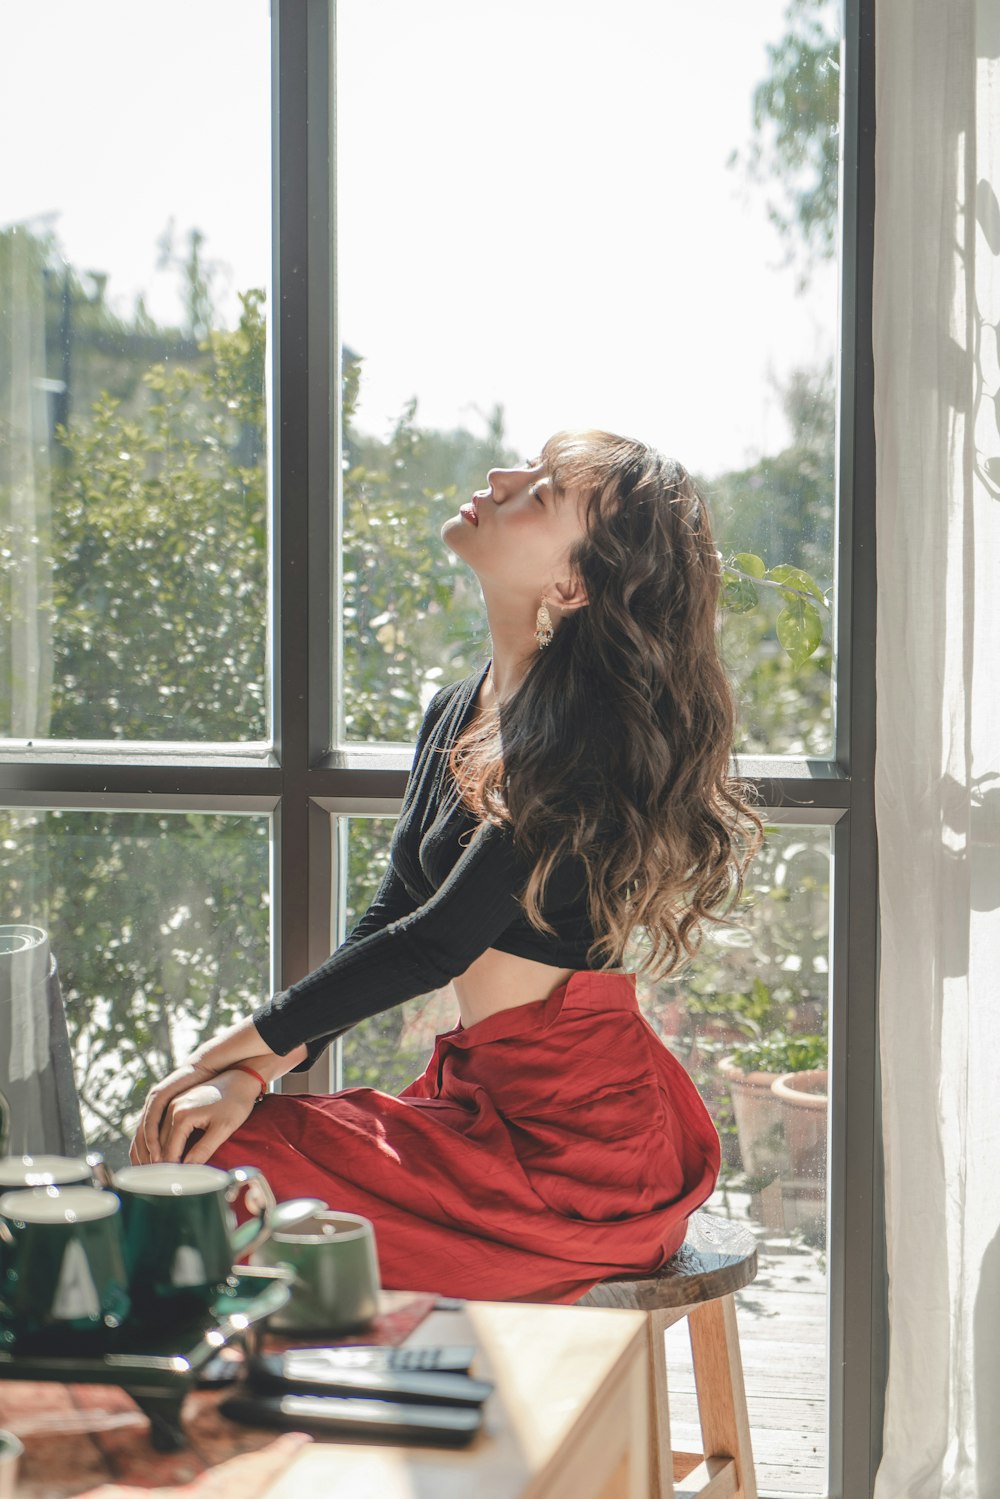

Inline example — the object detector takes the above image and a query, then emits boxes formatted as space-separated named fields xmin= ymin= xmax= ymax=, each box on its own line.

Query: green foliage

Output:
xmin=1 ymin=0 xmax=844 ymax=1156
xmin=712 ymin=361 xmax=835 ymax=753
xmin=727 ymin=0 xmax=841 ymax=289
xmin=727 ymin=1032 xmax=827 ymax=1075
xmin=723 ymin=556 xmax=826 ymax=670
xmin=340 ymin=380 xmax=506 ymax=742
xmin=1 ymin=159 xmax=837 ymax=1142
xmin=339 ymin=819 xmax=405 ymax=1090
xmin=48 ymin=289 xmax=268 ymax=741
xmin=723 ymin=551 xmax=768 ymax=613
xmin=635 ymin=826 xmax=830 ymax=1178
xmin=0 ymin=808 xmax=268 ymax=1166
xmin=775 ymin=591 xmax=825 ymax=669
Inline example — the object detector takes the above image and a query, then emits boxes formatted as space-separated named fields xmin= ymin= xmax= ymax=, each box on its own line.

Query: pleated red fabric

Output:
xmin=210 ymin=971 xmax=719 ymax=1303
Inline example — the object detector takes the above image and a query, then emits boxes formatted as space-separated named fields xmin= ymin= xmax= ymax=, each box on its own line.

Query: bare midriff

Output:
xmin=452 ymin=946 xmax=576 ymax=1028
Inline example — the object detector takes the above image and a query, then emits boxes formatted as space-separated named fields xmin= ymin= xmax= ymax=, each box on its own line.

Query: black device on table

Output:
xmin=245 ymin=1347 xmax=490 ymax=1405
xmin=198 ymin=1341 xmax=477 ymax=1388
xmin=220 ymin=1390 xmax=484 ymax=1446
xmin=262 ymin=1343 xmax=477 ymax=1375
xmin=219 ymin=1344 xmax=492 ymax=1446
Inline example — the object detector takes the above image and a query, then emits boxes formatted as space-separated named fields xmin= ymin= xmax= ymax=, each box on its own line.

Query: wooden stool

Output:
xmin=578 ymin=1212 xmax=758 ymax=1499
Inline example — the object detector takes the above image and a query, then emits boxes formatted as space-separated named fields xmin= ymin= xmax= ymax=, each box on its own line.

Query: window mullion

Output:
xmin=273 ymin=0 xmax=337 ymax=1093
xmin=827 ymin=1 xmax=882 ymax=1495
xmin=273 ymin=0 xmax=317 ymax=1029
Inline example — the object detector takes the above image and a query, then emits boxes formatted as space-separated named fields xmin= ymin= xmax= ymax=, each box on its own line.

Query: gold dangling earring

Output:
xmin=534 ymin=598 xmax=554 ymax=650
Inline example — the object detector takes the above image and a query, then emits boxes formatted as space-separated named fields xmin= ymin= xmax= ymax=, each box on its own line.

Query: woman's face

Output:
xmin=441 ymin=455 xmax=589 ymax=605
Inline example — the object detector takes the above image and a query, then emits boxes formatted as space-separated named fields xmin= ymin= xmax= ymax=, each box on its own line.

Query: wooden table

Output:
xmin=2 ymin=1298 xmax=648 ymax=1499
xmin=260 ymin=1300 xmax=649 ymax=1499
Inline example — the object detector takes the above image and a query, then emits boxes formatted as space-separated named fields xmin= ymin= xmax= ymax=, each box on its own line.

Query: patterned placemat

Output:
xmin=1 ymin=1291 xmax=440 ymax=1499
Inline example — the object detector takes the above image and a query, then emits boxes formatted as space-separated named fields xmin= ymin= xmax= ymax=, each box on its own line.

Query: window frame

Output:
xmin=0 ymin=1 xmax=880 ymax=1493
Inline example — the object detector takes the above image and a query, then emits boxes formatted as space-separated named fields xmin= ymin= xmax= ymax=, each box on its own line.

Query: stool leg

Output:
xmin=647 ymin=1308 xmax=676 ymax=1499
xmin=687 ymin=1295 xmax=757 ymax=1499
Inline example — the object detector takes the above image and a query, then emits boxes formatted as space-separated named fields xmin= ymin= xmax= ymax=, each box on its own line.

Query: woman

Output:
xmin=130 ymin=429 xmax=761 ymax=1303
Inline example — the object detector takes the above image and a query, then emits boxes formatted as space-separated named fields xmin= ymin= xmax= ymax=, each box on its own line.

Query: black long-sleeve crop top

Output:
xmin=252 ymin=662 xmax=599 ymax=1069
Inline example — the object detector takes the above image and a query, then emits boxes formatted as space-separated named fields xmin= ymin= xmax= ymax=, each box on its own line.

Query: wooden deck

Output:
xmin=664 ymin=1185 xmax=828 ymax=1498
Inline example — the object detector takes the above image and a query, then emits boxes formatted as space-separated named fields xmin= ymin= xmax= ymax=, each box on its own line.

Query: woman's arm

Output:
xmin=132 ymin=820 xmax=572 ymax=1163
xmin=128 ymin=686 xmax=462 ymax=1161
xmin=131 ymin=858 xmax=423 ymax=1161
xmin=129 ymin=1032 xmax=310 ymax=1164
xmin=251 ymin=819 xmax=528 ymax=1059
xmin=274 ymin=860 xmax=421 ymax=1074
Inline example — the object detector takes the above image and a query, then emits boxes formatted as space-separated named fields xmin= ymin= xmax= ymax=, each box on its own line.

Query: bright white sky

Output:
xmin=2 ymin=0 xmax=838 ymax=480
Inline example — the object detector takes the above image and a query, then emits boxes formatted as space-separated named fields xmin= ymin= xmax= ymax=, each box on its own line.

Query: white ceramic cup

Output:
xmin=252 ymin=1209 xmax=380 ymax=1334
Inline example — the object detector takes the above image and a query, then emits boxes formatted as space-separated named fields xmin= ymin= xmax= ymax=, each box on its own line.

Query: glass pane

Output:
xmin=337 ymin=0 xmax=839 ymax=751
xmin=341 ymin=815 xmax=831 ymax=1493
xmin=0 ymin=2 xmax=271 ymax=742
xmin=0 ymin=810 xmax=269 ymax=1169
xmin=634 ymin=824 xmax=830 ymax=1494
xmin=339 ymin=817 xmax=459 ymax=1092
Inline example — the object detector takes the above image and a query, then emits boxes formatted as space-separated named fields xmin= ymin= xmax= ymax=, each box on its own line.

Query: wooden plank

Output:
xmin=667 ymin=1422 xmax=826 ymax=1458
xmin=673 ymin=1455 xmax=739 ymax=1499
xmin=687 ymin=1298 xmax=757 ymax=1499
xmin=654 ymin=1189 xmax=829 ymax=1496
xmin=647 ymin=1310 xmax=676 ymax=1499
xmin=667 ymin=1392 xmax=827 ymax=1427
xmin=531 ymin=1347 xmax=649 ymax=1499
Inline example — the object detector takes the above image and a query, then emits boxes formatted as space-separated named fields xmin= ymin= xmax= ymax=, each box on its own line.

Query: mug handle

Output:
xmin=225 ymin=1165 xmax=277 ymax=1260
xmin=86 ymin=1152 xmax=113 ymax=1189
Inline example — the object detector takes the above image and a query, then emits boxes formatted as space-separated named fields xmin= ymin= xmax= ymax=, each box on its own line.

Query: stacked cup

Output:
xmin=0 ymin=1155 xmax=278 ymax=1349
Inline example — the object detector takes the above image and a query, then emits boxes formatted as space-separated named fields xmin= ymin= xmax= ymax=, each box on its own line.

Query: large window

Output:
xmin=0 ymin=3 xmax=878 ymax=1495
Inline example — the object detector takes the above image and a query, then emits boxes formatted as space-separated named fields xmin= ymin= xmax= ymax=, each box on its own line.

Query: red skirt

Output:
xmin=209 ymin=971 xmax=719 ymax=1303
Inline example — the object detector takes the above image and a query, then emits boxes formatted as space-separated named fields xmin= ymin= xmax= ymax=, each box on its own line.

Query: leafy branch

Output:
xmin=721 ymin=552 xmax=829 ymax=668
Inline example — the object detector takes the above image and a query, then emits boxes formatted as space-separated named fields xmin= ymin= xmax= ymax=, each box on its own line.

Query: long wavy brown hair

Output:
xmin=450 ymin=429 xmax=763 ymax=977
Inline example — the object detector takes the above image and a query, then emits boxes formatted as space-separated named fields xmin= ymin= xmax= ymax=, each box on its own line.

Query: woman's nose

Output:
xmin=485 ymin=467 xmax=515 ymax=502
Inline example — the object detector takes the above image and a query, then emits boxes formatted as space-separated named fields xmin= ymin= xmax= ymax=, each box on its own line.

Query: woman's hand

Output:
xmin=149 ymin=1070 xmax=262 ymax=1167
xmin=129 ymin=1021 xmax=308 ymax=1165
xmin=130 ymin=1059 xmax=219 ymax=1165
xmin=129 ymin=1017 xmax=298 ymax=1166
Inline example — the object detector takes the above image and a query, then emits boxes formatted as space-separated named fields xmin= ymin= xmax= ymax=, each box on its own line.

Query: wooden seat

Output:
xmin=577 ymin=1212 xmax=759 ymax=1499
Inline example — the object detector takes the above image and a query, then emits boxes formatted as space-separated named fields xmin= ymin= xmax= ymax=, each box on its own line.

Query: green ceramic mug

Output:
xmin=251 ymin=1209 xmax=381 ymax=1334
xmin=0 ymin=1186 xmax=130 ymax=1347
xmin=0 ymin=1153 xmax=110 ymax=1192
xmin=0 ymin=1428 xmax=22 ymax=1499
xmin=112 ymin=1162 xmax=276 ymax=1330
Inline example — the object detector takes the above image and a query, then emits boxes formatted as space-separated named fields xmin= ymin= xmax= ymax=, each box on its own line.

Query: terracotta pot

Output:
xmin=771 ymin=1069 xmax=828 ymax=1182
xmin=717 ymin=1056 xmax=786 ymax=1184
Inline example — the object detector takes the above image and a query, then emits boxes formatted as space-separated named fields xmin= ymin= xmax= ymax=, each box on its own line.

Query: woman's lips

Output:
xmin=459 ymin=502 xmax=478 ymax=526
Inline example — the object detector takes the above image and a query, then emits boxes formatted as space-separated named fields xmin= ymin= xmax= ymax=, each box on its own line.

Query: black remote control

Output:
xmin=246 ymin=1352 xmax=493 ymax=1407
xmin=220 ymin=1391 xmax=482 ymax=1446
xmin=265 ymin=1344 xmax=476 ymax=1375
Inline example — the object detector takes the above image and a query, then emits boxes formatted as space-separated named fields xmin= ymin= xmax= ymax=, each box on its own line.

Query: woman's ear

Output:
xmin=550 ymin=576 xmax=589 ymax=612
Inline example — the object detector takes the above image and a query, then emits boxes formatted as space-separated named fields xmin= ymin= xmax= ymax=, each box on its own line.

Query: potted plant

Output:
xmin=771 ymin=1058 xmax=828 ymax=1238
xmin=638 ymin=833 xmax=831 ymax=1213
xmin=720 ymin=1028 xmax=827 ymax=1168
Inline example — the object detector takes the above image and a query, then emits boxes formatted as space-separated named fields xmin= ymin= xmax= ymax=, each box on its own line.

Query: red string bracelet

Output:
xmin=229 ymin=1063 xmax=267 ymax=1103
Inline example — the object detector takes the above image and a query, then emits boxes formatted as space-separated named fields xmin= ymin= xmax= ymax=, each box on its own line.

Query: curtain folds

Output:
xmin=873 ymin=3 xmax=1000 ymax=1496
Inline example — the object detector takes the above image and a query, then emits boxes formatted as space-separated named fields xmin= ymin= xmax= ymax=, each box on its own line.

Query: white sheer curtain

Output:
xmin=874 ymin=2 xmax=1000 ymax=1496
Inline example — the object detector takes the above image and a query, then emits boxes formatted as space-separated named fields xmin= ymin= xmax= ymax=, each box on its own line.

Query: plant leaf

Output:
xmin=733 ymin=552 xmax=767 ymax=579
xmin=768 ymin=563 xmax=825 ymax=602
xmin=722 ymin=574 xmax=759 ymax=613
xmin=776 ymin=598 xmax=824 ymax=666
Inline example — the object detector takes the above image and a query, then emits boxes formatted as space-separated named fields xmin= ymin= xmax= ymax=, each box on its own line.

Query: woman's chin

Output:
xmin=440 ymin=514 xmax=473 ymax=554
